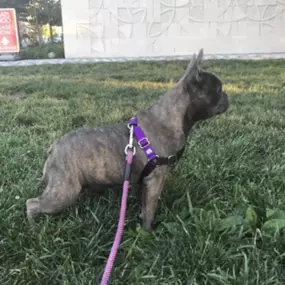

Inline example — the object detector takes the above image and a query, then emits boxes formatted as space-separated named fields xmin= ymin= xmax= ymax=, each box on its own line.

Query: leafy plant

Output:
xmin=219 ymin=206 xmax=285 ymax=238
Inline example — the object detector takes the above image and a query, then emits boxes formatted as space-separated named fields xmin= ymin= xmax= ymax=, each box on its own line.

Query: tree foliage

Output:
xmin=29 ymin=0 xmax=62 ymax=27
xmin=0 ymin=0 xmax=62 ymax=27
xmin=0 ymin=0 xmax=30 ymax=21
xmin=0 ymin=0 xmax=62 ymax=44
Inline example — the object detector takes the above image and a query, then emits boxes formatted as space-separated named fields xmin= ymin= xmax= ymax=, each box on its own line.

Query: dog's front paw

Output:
xmin=142 ymin=224 xmax=155 ymax=233
xmin=142 ymin=220 xmax=156 ymax=232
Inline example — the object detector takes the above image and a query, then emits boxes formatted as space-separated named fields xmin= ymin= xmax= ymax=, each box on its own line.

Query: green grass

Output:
xmin=1 ymin=59 xmax=285 ymax=285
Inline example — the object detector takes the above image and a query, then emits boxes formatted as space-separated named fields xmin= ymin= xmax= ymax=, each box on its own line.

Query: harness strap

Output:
xmin=129 ymin=117 xmax=157 ymax=161
xmin=137 ymin=146 xmax=185 ymax=184
xmin=129 ymin=117 xmax=185 ymax=184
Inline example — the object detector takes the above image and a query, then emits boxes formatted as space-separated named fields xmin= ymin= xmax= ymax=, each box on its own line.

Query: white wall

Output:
xmin=61 ymin=0 xmax=285 ymax=59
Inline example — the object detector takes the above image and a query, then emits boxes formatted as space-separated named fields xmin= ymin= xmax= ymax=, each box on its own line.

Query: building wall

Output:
xmin=61 ymin=0 xmax=285 ymax=58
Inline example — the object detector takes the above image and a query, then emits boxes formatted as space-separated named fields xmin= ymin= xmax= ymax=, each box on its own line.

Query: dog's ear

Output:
xmin=180 ymin=48 xmax=204 ymax=86
xmin=196 ymin=48 xmax=204 ymax=66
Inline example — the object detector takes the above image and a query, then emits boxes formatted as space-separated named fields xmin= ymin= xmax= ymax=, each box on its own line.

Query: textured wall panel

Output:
xmin=61 ymin=0 xmax=285 ymax=58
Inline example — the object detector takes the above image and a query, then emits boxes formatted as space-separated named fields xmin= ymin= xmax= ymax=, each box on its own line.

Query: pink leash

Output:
xmin=100 ymin=126 xmax=136 ymax=285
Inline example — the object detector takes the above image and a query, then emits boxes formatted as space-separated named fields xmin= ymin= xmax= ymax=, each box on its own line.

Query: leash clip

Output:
xmin=125 ymin=125 xmax=136 ymax=155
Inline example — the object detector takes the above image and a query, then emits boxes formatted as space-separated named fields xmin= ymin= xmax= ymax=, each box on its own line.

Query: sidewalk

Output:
xmin=1 ymin=53 xmax=285 ymax=67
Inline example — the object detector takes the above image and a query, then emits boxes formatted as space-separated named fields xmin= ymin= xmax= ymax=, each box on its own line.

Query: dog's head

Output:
xmin=178 ymin=48 xmax=229 ymax=121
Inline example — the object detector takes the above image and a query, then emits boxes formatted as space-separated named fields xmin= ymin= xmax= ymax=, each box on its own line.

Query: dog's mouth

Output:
xmin=215 ymin=93 xmax=229 ymax=115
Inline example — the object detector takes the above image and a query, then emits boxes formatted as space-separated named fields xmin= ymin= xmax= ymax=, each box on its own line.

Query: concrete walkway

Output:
xmin=1 ymin=53 xmax=285 ymax=67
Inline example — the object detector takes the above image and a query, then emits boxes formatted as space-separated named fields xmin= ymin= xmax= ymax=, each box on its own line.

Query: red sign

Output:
xmin=0 ymin=9 xmax=19 ymax=53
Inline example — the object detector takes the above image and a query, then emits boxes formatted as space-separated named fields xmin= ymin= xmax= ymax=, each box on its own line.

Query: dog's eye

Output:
xmin=217 ymin=86 xmax=222 ymax=93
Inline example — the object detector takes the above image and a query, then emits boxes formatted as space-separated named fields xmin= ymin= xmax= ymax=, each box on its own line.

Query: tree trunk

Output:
xmin=49 ymin=23 xmax=53 ymax=43
xmin=46 ymin=1 xmax=53 ymax=42
xmin=33 ymin=1 xmax=42 ymax=45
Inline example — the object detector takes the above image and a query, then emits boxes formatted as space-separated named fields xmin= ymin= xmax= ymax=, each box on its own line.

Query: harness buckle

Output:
xmin=168 ymin=155 xmax=177 ymax=165
xmin=138 ymin=137 xmax=150 ymax=148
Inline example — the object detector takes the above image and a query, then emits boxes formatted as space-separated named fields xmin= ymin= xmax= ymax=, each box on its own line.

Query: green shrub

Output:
xmin=20 ymin=42 xmax=65 ymax=59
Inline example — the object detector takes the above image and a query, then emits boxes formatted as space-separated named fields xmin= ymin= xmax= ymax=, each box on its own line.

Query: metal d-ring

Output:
xmin=124 ymin=144 xmax=136 ymax=155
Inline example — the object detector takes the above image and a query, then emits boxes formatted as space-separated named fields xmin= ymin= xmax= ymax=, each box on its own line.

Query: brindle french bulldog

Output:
xmin=26 ymin=49 xmax=229 ymax=232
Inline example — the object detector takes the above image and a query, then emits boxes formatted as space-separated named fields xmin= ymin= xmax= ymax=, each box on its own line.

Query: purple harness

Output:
xmin=128 ymin=117 xmax=185 ymax=184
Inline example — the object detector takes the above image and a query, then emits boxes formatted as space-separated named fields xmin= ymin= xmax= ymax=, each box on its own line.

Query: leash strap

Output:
xmin=129 ymin=117 xmax=185 ymax=184
xmin=100 ymin=119 xmax=185 ymax=284
xmin=100 ymin=126 xmax=135 ymax=285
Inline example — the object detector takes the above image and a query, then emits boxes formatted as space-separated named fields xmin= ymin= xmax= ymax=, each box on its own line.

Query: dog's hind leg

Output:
xmin=26 ymin=177 xmax=81 ymax=225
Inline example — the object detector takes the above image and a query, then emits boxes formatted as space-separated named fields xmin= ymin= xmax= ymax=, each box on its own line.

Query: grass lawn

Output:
xmin=1 ymin=59 xmax=285 ymax=285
